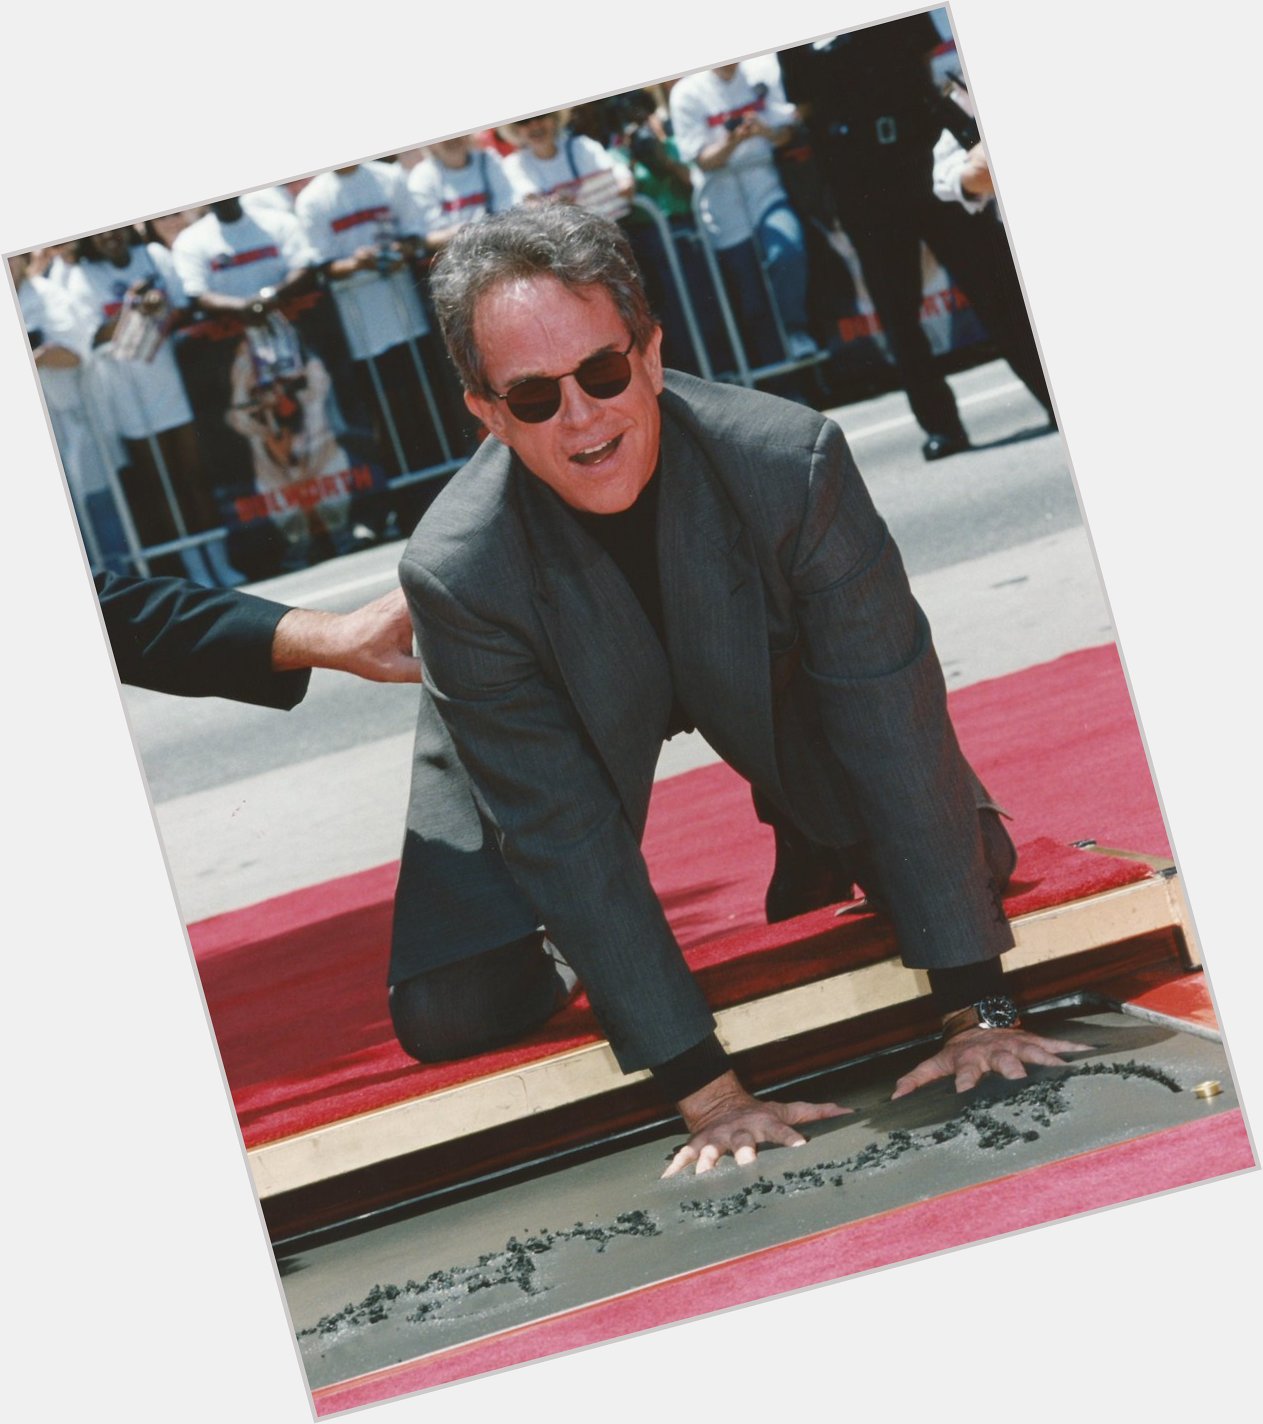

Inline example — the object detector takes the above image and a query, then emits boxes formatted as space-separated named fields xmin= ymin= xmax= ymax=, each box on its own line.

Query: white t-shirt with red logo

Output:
xmin=503 ymin=134 xmax=631 ymax=221
xmin=295 ymin=162 xmax=429 ymax=359
xmin=669 ymin=65 xmax=798 ymax=250
xmin=172 ymin=209 xmax=316 ymax=301
xmin=407 ymin=147 xmax=516 ymax=239
xmin=64 ymin=243 xmax=193 ymax=439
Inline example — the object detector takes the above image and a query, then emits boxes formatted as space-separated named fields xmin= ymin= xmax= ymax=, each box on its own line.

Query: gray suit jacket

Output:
xmin=395 ymin=372 xmax=1012 ymax=1072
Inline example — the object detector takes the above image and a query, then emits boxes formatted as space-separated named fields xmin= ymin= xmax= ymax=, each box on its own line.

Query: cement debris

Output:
xmin=298 ymin=1210 xmax=661 ymax=1341
xmin=675 ymin=1060 xmax=1181 ymax=1222
xmin=297 ymin=1060 xmax=1185 ymax=1341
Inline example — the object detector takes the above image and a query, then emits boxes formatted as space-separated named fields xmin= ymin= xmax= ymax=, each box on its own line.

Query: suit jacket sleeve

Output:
xmin=401 ymin=557 xmax=716 ymax=1074
xmin=792 ymin=418 xmax=1013 ymax=967
xmin=96 ymin=571 xmax=311 ymax=709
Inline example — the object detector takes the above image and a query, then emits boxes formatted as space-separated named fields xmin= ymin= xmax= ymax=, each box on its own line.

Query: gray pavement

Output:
xmin=126 ymin=360 xmax=1114 ymax=922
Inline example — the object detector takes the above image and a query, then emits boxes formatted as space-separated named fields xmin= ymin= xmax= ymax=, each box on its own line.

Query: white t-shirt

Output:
xmin=669 ymin=66 xmax=798 ymax=249
xmin=172 ymin=208 xmax=316 ymax=300
xmin=22 ymin=275 xmax=122 ymax=498
xmin=41 ymin=254 xmax=79 ymax=291
xmin=21 ymin=275 xmax=80 ymax=412
xmin=932 ymin=130 xmax=992 ymax=214
xmin=739 ymin=52 xmax=790 ymax=105
xmin=242 ymin=186 xmax=296 ymax=218
xmin=408 ymin=147 xmax=516 ymax=239
xmin=503 ymin=134 xmax=631 ymax=221
xmin=64 ymin=243 xmax=193 ymax=439
xmin=295 ymin=162 xmax=429 ymax=359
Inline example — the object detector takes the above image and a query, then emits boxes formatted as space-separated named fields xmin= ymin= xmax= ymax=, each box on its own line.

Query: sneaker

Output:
xmin=786 ymin=330 xmax=818 ymax=361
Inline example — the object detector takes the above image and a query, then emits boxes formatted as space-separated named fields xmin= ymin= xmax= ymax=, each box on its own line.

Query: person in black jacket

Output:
xmin=778 ymin=16 xmax=1052 ymax=460
xmin=95 ymin=571 xmax=420 ymax=705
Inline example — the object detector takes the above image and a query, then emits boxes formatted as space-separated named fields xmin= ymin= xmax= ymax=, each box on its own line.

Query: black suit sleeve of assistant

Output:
xmin=94 ymin=571 xmax=311 ymax=709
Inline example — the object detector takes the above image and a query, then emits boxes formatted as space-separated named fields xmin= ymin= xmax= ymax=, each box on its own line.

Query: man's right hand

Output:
xmin=662 ymin=1070 xmax=850 ymax=1178
xmin=271 ymin=587 xmax=422 ymax=684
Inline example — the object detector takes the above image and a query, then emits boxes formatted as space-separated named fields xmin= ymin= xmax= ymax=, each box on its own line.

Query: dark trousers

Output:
xmin=390 ymin=932 xmax=570 ymax=1064
xmin=836 ymin=179 xmax=1051 ymax=436
xmin=389 ymin=800 xmax=1016 ymax=1066
xmin=758 ymin=787 xmax=1016 ymax=926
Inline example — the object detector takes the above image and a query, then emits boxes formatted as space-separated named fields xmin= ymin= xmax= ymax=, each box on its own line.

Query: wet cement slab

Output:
xmin=281 ymin=1011 xmax=1238 ymax=1391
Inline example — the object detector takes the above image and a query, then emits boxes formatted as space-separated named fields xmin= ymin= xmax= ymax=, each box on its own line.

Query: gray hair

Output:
xmin=430 ymin=205 xmax=657 ymax=398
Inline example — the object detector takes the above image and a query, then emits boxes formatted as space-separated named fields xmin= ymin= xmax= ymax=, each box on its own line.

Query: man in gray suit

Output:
xmin=389 ymin=206 xmax=1085 ymax=1176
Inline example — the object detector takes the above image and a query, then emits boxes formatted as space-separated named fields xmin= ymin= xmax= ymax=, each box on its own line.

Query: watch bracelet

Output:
xmin=941 ymin=1002 xmax=1022 ymax=1043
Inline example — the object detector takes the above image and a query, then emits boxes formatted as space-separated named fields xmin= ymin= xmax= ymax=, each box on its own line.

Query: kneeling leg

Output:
xmin=390 ymin=933 xmax=574 ymax=1063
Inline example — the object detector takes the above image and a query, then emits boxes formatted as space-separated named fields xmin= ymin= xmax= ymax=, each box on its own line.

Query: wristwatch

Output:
xmin=942 ymin=995 xmax=1021 ymax=1042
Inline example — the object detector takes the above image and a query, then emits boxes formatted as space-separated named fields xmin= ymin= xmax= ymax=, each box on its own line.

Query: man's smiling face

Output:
xmin=464 ymin=276 xmax=664 ymax=514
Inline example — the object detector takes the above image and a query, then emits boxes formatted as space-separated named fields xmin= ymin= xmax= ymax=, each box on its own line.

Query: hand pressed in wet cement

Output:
xmin=890 ymin=1026 xmax=1093 ymax=1100
xmin=662 ymin=1069 xmax=851 ymax=1178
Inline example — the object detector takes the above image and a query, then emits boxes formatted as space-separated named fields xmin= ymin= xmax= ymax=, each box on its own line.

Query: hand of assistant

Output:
xmin=890 ymin=1026 xmax=1092 ymax=1101
xmin=662 ymin=1071 xmax=850 ymax=1179
xmin=273 ymin=588 xmax=422 ymax=683
xmin=332 ymin=587 xmax=423 ymax=683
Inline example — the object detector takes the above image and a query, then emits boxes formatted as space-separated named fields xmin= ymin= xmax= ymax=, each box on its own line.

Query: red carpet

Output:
xmin=310 ymin=1109 xmax=1253 ymax=1412
xmin=190 ymin=644 xmax=1170 ymax=1147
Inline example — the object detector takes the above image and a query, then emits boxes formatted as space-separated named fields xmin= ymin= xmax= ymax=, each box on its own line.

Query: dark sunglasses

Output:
xmin=492 ymin=337 xmax=635 ymax=424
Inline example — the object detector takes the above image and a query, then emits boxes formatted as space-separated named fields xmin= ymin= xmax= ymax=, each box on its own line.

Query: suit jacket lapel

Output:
xmin=513 ymin=460 xmax=672 ymax=833
xmin=657 ymin=401 xmax=785 ymax=803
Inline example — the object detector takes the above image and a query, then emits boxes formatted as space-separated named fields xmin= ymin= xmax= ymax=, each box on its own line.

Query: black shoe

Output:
xmin=765 ymin=824 xmax=858 ymax=923
xmin=922 ymin=430 xmax=971 ymax=461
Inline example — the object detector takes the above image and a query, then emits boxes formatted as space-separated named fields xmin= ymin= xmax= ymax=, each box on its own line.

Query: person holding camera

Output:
xmin=669 ymin=62 xmax=817 ymax=367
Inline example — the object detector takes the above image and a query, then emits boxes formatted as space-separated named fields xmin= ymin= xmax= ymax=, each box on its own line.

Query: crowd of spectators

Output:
xmin=17 ymin=13 xmax=1048 ymax=585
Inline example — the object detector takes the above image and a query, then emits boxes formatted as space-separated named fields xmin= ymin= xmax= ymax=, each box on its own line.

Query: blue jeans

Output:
xmin=717 ymin=201 xmax=810 ymax=365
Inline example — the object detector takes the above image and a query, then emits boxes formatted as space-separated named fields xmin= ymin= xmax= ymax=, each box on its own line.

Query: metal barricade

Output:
xmin=79 ymin=366 xmax=151 ymax=576
xmin=83 ymin=339 xmax=227 ymax=578
xmin=627 ymin=196 xmax=715 ymax=381
xmin=71 ymin=189 xmax=836 ymax=580
xmin=328 ymin=264 xmax=466 ymax=503
xmin=686 ymin=184 xmax=829 ymax=388
xmin=75 ymin=261 xmax=468 ymax=580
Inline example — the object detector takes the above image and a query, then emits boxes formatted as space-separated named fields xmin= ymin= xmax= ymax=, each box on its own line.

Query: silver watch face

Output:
xmin=975 ymin=996 xmax=1019 ymax=1029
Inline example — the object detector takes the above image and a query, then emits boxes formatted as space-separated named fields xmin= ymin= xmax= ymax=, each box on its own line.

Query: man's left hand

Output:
xmin=891 ymin=1026 xmax=1091 ymax=1100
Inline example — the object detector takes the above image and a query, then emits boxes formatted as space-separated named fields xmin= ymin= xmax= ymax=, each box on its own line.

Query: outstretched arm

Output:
xmin=272 ymin=587 xmax=420 ymax=684
xmin=98 ymin=572 xmax=419 ymax=706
